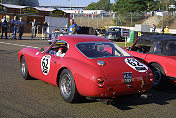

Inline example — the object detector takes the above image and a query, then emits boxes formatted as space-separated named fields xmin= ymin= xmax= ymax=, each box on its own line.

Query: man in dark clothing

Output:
xmin=1 ymin=16 xmax=8 ymax=39
xmin=18 ymin=17 xmax=25 ymax=40
xmin=11 ymin=16 xmax=18 ymax=39
xmin=42 ymin=21 xmax=48 ymax=39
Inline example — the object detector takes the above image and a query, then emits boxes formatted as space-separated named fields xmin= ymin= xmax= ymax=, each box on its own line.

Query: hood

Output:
xmin=91 ymin=57 xmax=149 ymax=85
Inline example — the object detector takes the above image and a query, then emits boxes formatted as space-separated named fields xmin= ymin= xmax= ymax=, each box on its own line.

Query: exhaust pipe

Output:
xmin=140 ymin=93 xmax=152 ymax=99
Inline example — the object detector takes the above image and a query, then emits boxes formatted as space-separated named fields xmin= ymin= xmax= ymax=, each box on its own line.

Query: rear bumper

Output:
xmin=81 ymin=82 xmax=153 ymax=98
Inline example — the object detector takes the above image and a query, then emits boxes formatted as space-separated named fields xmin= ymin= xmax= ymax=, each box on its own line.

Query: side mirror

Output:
xmin=40 ymin=48 xmax=44 ymax=52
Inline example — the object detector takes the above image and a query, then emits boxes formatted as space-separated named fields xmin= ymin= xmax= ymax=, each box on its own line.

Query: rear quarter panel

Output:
xmin=53 ymin=57 xmax=106 ymax=97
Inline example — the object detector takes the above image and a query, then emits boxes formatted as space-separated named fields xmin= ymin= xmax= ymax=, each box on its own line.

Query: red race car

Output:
xmin=125 ymin=35 xmax=176 ymax=88
xmin=18 ymin=35 xmax=153 ymax=103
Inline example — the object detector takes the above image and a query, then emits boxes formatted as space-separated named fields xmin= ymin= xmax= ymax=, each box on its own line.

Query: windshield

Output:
xmin=131 ymin=39 xmax=152 ymax=53
xmin=76 ymin=42 xmax=130 ymax=58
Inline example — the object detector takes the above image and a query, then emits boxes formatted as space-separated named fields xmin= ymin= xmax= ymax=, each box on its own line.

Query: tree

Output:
xmin=2 ymin=0 xmax=39 ymax=7
xmin=85 ymin=2 xmax=96 ymax=10
xmin=113 ymin=0 xmax=160 ymax=14
xmin=158 ymin=0 xmax=175 ymax=11
xmin=85 ymin=0 xmax=112 ymax=11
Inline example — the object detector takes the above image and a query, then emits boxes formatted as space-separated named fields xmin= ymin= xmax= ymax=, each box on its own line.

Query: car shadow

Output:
xmin=111 ymin=86 xmax=176 ymax=110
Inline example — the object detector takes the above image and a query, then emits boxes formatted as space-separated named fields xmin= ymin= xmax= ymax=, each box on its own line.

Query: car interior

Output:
xmin=48 ymin=41 xmax=68 ymax=57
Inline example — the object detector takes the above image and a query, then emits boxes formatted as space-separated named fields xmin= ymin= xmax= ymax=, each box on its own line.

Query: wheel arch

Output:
xmin=148 ymin=62 xmax=166 ymax=75
xmin=56 ymin=67 xmax=69 ymax=87
xmin=19 ymin=54 xmax=24 ymax=63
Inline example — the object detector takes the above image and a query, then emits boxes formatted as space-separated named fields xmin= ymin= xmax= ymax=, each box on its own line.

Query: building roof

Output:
xmin=2 ymin=3 xmax=54 ymax=12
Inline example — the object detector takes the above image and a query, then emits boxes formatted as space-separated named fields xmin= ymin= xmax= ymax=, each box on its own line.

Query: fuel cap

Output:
xmin=97 ymin=60 xmax=106 ymax=66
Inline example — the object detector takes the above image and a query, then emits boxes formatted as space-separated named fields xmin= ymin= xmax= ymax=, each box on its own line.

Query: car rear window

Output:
xmin=76 ymin=42 xmax=130 ymax=58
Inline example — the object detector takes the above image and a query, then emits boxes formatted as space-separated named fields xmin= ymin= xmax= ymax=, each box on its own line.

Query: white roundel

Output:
xmin=125 ymin=58 xmax=148 ymax=72
xmin=41 ymin=55 xmax=51 ymax=75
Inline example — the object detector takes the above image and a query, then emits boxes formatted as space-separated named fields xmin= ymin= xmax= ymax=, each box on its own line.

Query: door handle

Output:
xmin=52 ymin=60 xmax=56 ymax=63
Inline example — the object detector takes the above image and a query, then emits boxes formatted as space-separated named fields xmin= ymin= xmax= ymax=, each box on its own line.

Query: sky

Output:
xmin=38 ymin=0 xmax=115 ymax=7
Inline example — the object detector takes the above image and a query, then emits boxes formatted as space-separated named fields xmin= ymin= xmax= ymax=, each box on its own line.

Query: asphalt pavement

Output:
xmin=0 ymin=39 xmax=176 ymax=118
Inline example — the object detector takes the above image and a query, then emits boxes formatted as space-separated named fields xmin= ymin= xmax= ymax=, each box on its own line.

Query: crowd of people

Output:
xmin=152 ymin=24 xmax=169 ymax=33
xmin=163 ymin=25 xmax=169 ymax=33
xmin=1 ymin=15 xmax=25 ymax=39
xmin=1 ymin=16 xmax=171 ymax=40
xmin=0 ymin=16 xmax=78 ymax=40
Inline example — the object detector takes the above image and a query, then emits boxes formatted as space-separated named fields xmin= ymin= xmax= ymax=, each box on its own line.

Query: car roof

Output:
xmin=139 ymin=35 xmax=176 ymax=42
xmin=57 ymin=35 xmax=111 ymax=44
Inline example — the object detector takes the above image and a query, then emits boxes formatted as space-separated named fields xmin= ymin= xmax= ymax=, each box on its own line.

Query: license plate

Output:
xmin=123 ymin=72 xmax=132 ymax=84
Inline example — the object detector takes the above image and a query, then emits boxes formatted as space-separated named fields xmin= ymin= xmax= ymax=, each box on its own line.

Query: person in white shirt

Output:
xmin=56 ymin=47 xmax=65 ymax=57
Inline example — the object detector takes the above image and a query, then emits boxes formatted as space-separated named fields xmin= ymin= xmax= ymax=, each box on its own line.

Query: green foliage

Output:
xmin=85 ymin=2 xmax=96 ymax=10
xmin=114 ymin=0 xmax=150 ymax=14
xmin=158 ymin=0 xmax=175 ymax=11
xmin=85 ymin=0 xmax=112 ymax=11
xmin=113 ymin=0 xmax=176 ymax=14
xmin=2 ymin=0 xmax=39 ymax=7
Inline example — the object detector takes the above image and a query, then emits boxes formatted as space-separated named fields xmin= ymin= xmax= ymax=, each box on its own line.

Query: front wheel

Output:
xmin=21 ymin=56 xmax=31 ymax=80
xmin=59 ymin=69 xmax=80 ymax=103
xmin=150 ymin=64 xmax=166 ymax=89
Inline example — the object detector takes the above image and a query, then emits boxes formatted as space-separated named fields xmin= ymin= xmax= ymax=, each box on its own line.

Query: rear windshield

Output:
xmin=76 ymin=42 xmax=130 ymax=58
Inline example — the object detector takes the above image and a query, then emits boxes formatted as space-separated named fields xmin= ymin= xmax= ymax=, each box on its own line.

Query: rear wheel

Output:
xmin=59 ymin=69 xmax=80 ymax=103
xmin=150 ymin=63 xmax=167 ymax=89
xmin=21 ymin=56 xmax=31 ymax=80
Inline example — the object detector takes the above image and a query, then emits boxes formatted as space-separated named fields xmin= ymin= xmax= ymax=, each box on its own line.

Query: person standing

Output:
xmin=42 ymin=21 xmax=48 ymax=40
xmin=68 ymin=19 xmax=78 ymax=35
xmin=1 ymin=15 xmax=8 ymax=39
xmin=31 ymin=19 xmax=38 ymax=38
xmin=164 ymin=26 xmax=169 ymax=33
xmin=18 ymin=17 xmax=25 ymax=40
xmin=152 ymin=24 xmax=156 ymax=32
xmin=11 ymin=16 xmax=18 ymax=39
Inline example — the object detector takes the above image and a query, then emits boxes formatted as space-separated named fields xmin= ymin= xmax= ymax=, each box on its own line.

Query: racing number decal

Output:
xmin=41 ymin=55 xmax=51 ymax=75
xmin=125 ymin=58 xmax=148 ymax=72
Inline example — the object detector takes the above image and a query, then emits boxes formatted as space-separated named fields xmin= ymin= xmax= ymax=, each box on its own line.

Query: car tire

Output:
xmin=150 ymin=63 xmax=167 ymax=89
xmin=21 ymin=56 xmax=31 ymax=80
xmin=59 ymin=69 xmax=80 ymax=103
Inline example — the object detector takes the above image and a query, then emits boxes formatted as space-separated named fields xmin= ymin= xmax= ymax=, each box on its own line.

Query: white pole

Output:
xmin=70 ymin=0 xmax=71 ymax=10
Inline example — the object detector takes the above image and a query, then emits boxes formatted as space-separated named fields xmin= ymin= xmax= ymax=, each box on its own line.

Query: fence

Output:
xmin=72 ymin=12 xmax=176 ymax=30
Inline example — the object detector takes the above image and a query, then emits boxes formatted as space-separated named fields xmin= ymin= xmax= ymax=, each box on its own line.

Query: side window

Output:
xmin=48 ymin=40 xmax=68 ymax=57
xmin=150 ymin=43 xmax=161 ymax=55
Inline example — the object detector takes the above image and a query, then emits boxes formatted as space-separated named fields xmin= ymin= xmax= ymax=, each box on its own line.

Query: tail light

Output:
xmin=98 ymin=77 xmax=104 ymax=88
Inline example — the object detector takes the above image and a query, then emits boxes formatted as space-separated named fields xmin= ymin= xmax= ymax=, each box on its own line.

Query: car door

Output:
xmin=31 ymin=51 xmax=60 ymax=83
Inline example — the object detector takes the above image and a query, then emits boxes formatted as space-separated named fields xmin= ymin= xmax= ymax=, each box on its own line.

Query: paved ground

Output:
xmin=0 ymin=39 xmax=176 ymax=118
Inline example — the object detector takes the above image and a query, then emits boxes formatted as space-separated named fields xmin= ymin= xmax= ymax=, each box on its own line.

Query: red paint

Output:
xmin=18 ymin=35 xmax=153 ymax=98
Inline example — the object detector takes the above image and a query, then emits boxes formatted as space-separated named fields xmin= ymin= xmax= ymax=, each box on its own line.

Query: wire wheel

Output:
xmin=60 ymin=74 xmax=72 ymax=98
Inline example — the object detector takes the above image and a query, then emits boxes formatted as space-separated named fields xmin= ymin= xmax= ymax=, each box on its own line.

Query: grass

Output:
xmin=113 ymin=41 xmax=133 ymax=47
